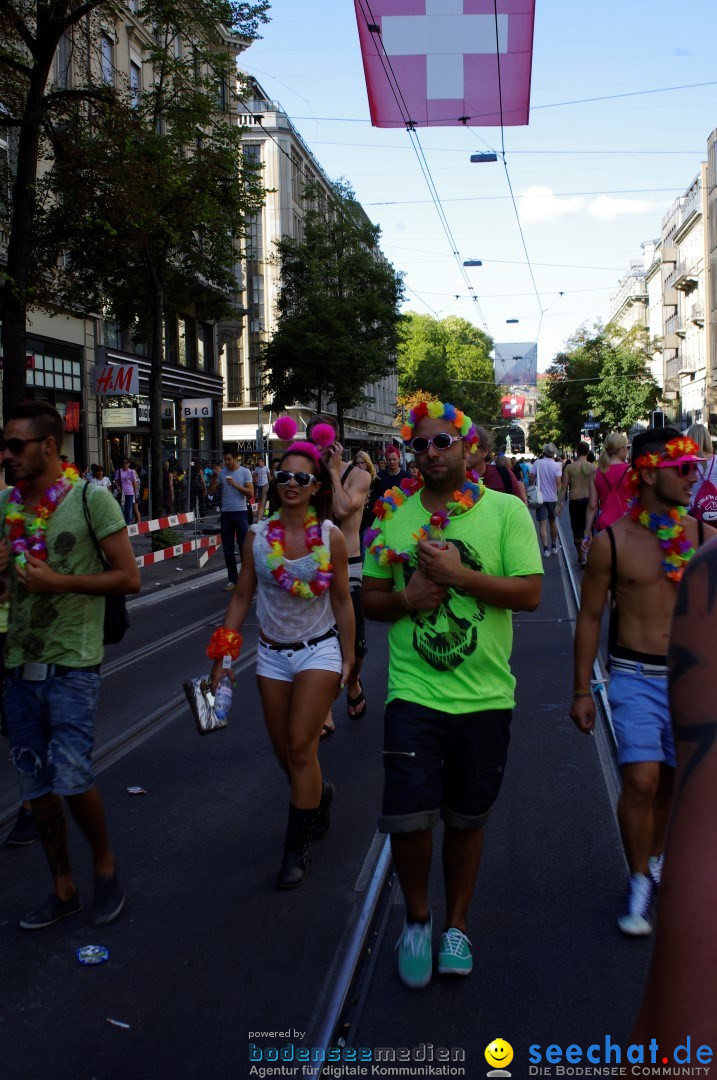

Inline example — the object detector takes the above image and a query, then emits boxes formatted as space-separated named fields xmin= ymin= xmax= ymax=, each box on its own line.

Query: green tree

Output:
xmin=397 ymin=312 xmax=499 ymax=425
xmin=0 ymin=0 xmax=270 ymax=426
xmin=35 ymin=2 xmax=268 ymax=509
xmin=527 ymin=391 xmax=561 ymax=454
xmin=587 ymin=324 xmax=660 ymax=431
xmin=263 ymin=179 xmax=405 ymax=440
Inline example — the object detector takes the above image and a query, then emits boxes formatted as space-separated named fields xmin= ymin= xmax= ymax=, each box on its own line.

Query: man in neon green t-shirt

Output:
xmin=363 ymin=401 xmax=543 ymax=989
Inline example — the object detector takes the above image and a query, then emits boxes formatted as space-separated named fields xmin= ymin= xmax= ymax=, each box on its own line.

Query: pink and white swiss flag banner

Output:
xmin=354 ymin=0 xmax=535 ymax=128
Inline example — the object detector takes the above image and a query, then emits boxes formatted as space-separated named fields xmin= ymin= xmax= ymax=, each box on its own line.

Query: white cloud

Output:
xmin=519 ymin=185 xmax=586 ymax=222
xmin=586 ymin=196 xmax=659 ymax=221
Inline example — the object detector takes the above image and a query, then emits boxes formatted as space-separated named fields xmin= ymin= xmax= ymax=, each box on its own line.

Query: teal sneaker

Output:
xmin=396 ymin=916 xmax=433 ymax=989
xmin=437 ymin=927 xmax=473 ymax=976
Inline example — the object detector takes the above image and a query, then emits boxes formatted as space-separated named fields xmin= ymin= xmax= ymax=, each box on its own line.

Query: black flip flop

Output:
xmin=347 ymin=680 xmax=367 ymax=720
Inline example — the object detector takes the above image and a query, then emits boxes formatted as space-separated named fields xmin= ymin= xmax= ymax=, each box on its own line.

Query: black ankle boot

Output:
xmin=313 ymin=781 xmax=336 ymax=841
xmin=276 ymin=804 xmax=319 ymax=890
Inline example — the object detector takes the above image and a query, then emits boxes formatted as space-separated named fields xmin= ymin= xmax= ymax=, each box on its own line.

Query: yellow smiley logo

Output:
xmin=485 ymin=1039 xmax=514 ymax=1070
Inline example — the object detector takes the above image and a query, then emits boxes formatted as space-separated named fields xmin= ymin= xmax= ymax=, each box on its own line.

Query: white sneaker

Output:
xmin=551 ymin=545 xmax=558 ymax=555
xmin=543 ymin=547 xmax=550 ymax=557
xmin=617 ymin=874 xmax=653 ymax=936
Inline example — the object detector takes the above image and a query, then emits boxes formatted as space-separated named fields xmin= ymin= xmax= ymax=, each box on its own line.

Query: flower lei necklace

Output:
xmin=364 ymin=478 xmax=483 ymax=566
xmin=265 ymin=509 xmax=333 ymax=598
xmin=6 ymin=464 xmax=80 ymax=565
xmin=628 ymin=499 xmax=695 ymax=582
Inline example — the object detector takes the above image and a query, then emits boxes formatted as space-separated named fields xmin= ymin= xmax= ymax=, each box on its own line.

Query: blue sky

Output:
xmin=241 ymin=1 xmax=717 ymax=371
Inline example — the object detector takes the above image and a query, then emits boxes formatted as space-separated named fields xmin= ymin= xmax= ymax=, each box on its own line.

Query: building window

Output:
xmin=101 ymin=35 xmax=114 ymax=85
xmin=57 ymin=31 xmax=72 ymax=89
xmin=130 ymin=60 xmax=142 ymax=108
xmin=197 ymin=323 xmax=214 ymax=371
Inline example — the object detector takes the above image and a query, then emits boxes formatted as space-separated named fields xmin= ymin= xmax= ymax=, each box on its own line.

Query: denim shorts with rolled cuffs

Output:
xmin=4 ymin=664 xmax=102 ymax=799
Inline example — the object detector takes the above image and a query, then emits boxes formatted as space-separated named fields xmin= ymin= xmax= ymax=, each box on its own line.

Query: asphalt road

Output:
xmin=0 ymin=522 xmax=651 ymax=1080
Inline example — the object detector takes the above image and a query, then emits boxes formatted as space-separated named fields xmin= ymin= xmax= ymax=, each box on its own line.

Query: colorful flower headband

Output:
xmin=629 ymin=436 xmax=703 ymax=494
xmin=273 ymin=416 xmax=335 ymax=464
xmin=632 ymin=435 xmax=702 ymax=471
xmin=400 ymin=401 xmax=478 ymax=447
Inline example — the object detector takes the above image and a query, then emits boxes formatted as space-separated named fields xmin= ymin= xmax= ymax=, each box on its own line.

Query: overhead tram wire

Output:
xmin=489 ymin=0 xmax=545 ymax=344
xmin=355 ymin=0 xmax=492 ymax=336
xmin=282 ymin=78 xmax=717 ymax=125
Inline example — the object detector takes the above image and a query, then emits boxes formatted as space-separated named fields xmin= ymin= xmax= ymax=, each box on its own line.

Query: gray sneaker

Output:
xmin=20 ymin=891 xmax=83 ymax=930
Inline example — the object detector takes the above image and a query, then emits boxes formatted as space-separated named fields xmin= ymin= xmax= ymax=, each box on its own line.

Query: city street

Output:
xmin=0 ymin=519 xmax=651 ymax=1080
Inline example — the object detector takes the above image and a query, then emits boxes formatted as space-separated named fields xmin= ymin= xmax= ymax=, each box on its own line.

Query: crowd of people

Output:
xmin=1 ymin=399 xmax=715 ymax=1036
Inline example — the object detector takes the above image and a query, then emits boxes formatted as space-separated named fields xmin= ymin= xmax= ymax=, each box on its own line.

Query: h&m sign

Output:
xmin=93 ymin=363 xmax=139 ymax=396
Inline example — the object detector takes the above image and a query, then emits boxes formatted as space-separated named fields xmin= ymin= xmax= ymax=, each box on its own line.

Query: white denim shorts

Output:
xmin=256 ymin=634 xmax=343 ymax=683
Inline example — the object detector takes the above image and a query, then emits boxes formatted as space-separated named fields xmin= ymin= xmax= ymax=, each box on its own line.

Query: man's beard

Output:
xmin=653 ymin=475 xmax=691 ymax=510
xmin=420 ymin=457 xmax=467 ymax=492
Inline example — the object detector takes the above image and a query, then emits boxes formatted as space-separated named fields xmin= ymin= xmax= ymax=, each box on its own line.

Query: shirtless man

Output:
xmin=306 ymin=416 xmax=371 ymax=726
xmin=558 ymin=442 xmax=596 ymax=567
xmin=571 ymin=426 xmax=714 ymax=936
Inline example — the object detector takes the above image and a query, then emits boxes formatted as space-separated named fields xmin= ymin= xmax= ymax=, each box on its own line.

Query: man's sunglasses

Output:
xmin=0 ymin=437 xmax=44 ymax=455
xmin=275 ymin=470 xmax=316 ymax=487
xmin=410 ymin=432 xmax=463 ymax=455
xmin=657 ymin=460 xmax=700 ymax=478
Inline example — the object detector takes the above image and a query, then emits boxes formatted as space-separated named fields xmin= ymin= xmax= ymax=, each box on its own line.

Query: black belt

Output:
xmin=260 ymin=627 xmax=338 ymax=652
xmin=7 ymin=663 xmax=102 ymax=681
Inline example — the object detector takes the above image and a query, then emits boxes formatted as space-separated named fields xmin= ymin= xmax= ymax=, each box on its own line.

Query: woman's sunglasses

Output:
xmin=410 ymin=432 xmax=463 ymax=455
xmin=275 ymin=470 xmax=316 ymax=487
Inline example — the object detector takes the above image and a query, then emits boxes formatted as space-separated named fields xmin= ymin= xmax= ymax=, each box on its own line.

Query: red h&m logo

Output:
xmin=92 ymin=363 xmax=139 ymax=396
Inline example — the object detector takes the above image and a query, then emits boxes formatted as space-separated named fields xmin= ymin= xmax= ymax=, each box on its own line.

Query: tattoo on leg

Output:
xmin=32 ymin=797 xmax=72 ymax=879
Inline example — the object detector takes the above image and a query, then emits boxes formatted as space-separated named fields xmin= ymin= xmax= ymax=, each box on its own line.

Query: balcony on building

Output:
xmin=673 ymin=260 xmax=699 ymax=292
xmin=677 ymin=355 xmax=700 ymax=376
xmin=690 ymin=302 xmax=705 ymax=325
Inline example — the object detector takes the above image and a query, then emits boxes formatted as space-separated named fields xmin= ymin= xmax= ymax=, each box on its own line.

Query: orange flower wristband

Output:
xmin=206 ymin=628 xmax=243 ymax=661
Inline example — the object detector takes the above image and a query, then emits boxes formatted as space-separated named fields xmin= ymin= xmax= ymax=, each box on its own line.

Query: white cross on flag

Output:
xmin=354 ymin=0 xmax=535 ymax=128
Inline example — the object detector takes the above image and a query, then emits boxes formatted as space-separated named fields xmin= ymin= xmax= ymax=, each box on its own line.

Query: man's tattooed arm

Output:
xmin=632 ymin=536 xmax=717 ymax=1046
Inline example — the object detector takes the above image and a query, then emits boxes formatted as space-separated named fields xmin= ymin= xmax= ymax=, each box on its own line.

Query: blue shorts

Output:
xmin=607 ymin=662 xmax=675 ymax=767
xmin=4 ymin=668 xmax=102 ymax=798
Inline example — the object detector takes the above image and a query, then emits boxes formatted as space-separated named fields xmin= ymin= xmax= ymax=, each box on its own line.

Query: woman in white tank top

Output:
xmin=210 ymin=442 xmax=354 ymax=889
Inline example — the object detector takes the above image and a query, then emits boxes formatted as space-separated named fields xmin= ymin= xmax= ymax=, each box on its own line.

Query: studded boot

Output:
xmin=313 ymin=781 xmax=336 ymax=841
xmin=276 ymin=804 xmax=320 ymax=890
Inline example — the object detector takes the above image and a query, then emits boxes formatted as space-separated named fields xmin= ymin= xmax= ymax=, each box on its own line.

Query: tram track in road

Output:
xmin=0 ymin=645 xmax=258 ymax=835
xmin=297 ymin=518 xmax=627 ymax=1078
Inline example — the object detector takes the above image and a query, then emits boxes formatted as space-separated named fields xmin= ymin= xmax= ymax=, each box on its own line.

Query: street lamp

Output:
xmin=470 ymin=153 xmax=498 ymax=163
xmin=463 ymin=259 xmax=482 ymax=267
xmin=506 ymin=318 xmax=519 ymax=324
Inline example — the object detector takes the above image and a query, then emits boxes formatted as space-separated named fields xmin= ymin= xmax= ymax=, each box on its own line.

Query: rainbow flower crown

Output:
xmin=400 ymin=401 xmax=478 ymax=447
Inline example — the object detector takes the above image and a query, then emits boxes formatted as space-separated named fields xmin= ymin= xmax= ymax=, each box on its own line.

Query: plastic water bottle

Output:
xmin=213 ymin=675 xmax=233 ymax=721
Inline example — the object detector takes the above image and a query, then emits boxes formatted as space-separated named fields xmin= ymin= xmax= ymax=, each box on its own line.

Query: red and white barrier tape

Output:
xmin=198 ymin=543 xmax=221 ymax=569
xmin=128 ymin=512 xmax=195 ymax=537
xmin=135 ymin=535 xmax=221 ymax=568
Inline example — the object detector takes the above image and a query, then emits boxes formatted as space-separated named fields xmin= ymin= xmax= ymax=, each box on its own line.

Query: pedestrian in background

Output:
xmin=210 ymin=447 xmax=254 ymax=592
xmin=683 ymin=422 xmax=716 ymax=519
xmin=531 ymin=442 xmax=563 ymax=556
xmin=582 ymin=432 xmax=630 ymax=555
xmin=1 ymin=401 xmax=141 ymax=929
xmin=558 ymin=442 xmax=596 ymax=568
xmin=211 ymin=436 xmax=353 ymax=889
xmin=571 ymin=426 xmax=714 ymax=936
xmin=376 ymin=446 xmax=409 ymax=495
xmin=114 ymin=457 xmax=139 ymax=526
